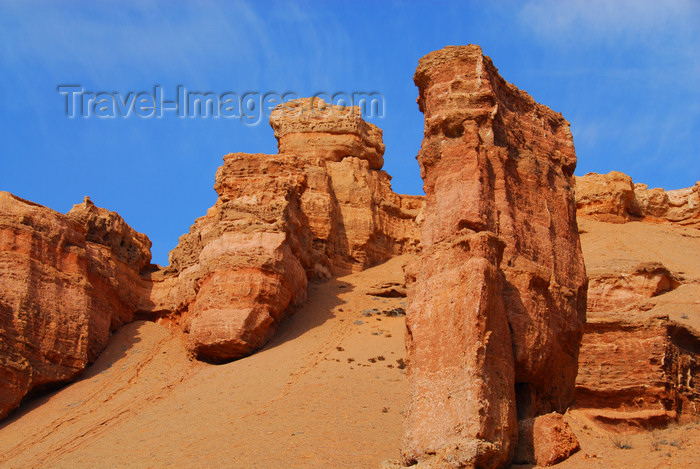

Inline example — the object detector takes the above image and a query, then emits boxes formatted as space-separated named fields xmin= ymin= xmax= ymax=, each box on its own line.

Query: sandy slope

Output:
xmin=578 ymin=218 xmax=700 ymax=330
xmin=1 ymin=220 xmax=699 ymax=468
xmin=0 ymin=256 xmax=413 ymax=468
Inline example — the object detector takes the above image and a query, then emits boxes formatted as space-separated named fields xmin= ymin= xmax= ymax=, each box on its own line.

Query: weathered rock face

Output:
xmin=513 ymin=412 xmax=580 ymax=467
xmin=403 ymin=233 xmax=517 ymax=468
xmin=587 ymin=262 xmax=681 ymax=313
xmin=142 ymin=98 xmax=421 ymax=363
xmin=403 ymin=45 xmax=587 ymax=467
xmin=0 ymin=193 xmax=91 ymax=420
xmin=147 ymin=153 xmax=311 ymax=362
xmin=0 ymin=192 xmax=150 ymax=420
xmin=271 ymin=97 xmax=385 ymax=170
xmin=67 ymin=197 xmax=152 ymax=360
xmin=575 ymin=315 xmax=700 ymax=429
xmin=634 ymin=181 xmax=700 ymax=228
xmin=575 ymin=210 xmax=700 ymax=431
xmin=270 ymin=98 xmax=421 ymax=276
xmin=324 ymin=157 xmax=422 ymax=273
xmin=574 ymin=171 xmax=639 ymax=222
xmin=575 ymin=172 xmax=700 ymax=228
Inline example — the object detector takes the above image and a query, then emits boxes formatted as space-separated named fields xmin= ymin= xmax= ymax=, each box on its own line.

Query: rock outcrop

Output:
xmin=0 ymin=192 xmax=150 ymax=420
xmin=270 ymin=98 xmax=422 ymax=276
xmin=513 ymin=412 xmax=580 ymax=466
xmin=574 ymin=171 xmax=639 ymax=222
xmin=141 ymin=98 xmax=421 ymax=363
xmin=634 ymin=181 xmax=700 ymax=228
xmin=403 ymin=45 xmax=587 ymax=467
xmin=145 ymin=153 xmax=311 ymax=362
xmin=587 ymin=262 xmax=681 ymax=313
xmin=0 ymin=97 xmax=421 ymax=416
xmin=67 ymin=197 xmax=152 ymax=360
xmin=2 ymin=42 xmax=698 ymax=467
xmin=404 ymin=233 xmax=517 ymax=468
xmin=271 ymin=97 xmax=385 ymax=170
xmin=575 ymin=315 xmax=700 ymax=429
xmin=575 ymin=172 xmax=700 ymax=228
xmin=575 ymin=207 xmax=700 ymax=431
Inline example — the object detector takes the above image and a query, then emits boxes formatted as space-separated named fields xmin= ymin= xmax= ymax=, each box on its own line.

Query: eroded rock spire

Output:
xmin=403 ymin=45 xmax=587 ymax=467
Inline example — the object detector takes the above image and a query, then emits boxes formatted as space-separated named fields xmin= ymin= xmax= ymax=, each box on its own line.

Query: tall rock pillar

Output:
xmin=403 ymin=45 xmax=587 ymax=467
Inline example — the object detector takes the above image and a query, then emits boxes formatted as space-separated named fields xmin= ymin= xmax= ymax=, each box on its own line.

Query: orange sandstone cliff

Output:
xmin=0 ymin=192 xmax=151 ymax=420
xmin=573 ymin=171 xmax=700 ymax=429
xmin=575 ymin=171 xmax=700 ymax=228
xmin=139 ymin=98 xmax=422 ymax=363
xmin=402 ymin=45 xmax=587 ymax=467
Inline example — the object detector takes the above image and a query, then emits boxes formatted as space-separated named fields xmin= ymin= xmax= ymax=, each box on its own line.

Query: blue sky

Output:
xmin=1 ymin=0 xmax=698 ymax=265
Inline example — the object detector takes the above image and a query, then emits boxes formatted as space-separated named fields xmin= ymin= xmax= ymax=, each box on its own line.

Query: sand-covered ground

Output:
xmin=0 ymin=256 xmax=412 ymax=468
xmin=578 ymin=218 xmax=700 ymax=330
xmin=0 ymin=219 xmax=698 ymax=468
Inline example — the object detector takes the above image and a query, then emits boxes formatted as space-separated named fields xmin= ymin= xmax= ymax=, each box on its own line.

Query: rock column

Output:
xmin=403 ymin=45 xmax=587 ymax=467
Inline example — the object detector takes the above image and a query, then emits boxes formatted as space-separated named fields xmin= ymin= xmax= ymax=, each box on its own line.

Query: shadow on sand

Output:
xmin=0 ymin=322 xmax=146 ymax=431
xmin=261 ymin=277 xmax=353 ymax=353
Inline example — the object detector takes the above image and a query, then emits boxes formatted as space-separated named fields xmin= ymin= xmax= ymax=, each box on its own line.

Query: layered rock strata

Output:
xmin=575 ymin=171 xmax=700 ymax=228
xmin=404 ymin=233 xmax=517 ymax=468
xmin=271 ymin=97 xmax=385 ymax=170
xmin=144 ymin=153 xmax=311 ymax=362
xmin=575 ymin=315 xmax=700 ymax=429
xmin=270 ymin=98 xmax=422 ymax=276
xmin=0 ymin=192 xmax=150 ymax=420
xmin=67 ymin=197 xmax=152 ymax=360
xmin=403 ymin=45 xmax=587 ymax=467
xmin=141 ymin=98 xmax=421 ymax=362
xmin=587 ymin=262 xmax=681 ymax=313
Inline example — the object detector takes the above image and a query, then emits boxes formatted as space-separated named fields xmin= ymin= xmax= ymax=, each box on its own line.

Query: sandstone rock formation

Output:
xmin=271 ymin=97 xmax=385 ymax=170
xmin=404 ymin=233 xmax=517 ymax=468
xmin=270 ymin=98 xmax=422 ymax=276
xmin=0 ymin=192 xmax=150 ymax=420
xmin=574 ymin=212 xmax=700 ymax=432
xmin=574 ymin=171 xmax=639 ymax=222
xmin=140 ymin=98 xmax=421 ymax=363
xmin=513 ymin=412 xmax=580 ymax=466
xmin=2 ymin=39 xmax=699 ymax=468
xmin=68 ymin=197 xmax=152 ymax=360
xmin=403 ymin=45 xmax=587 ymax=467
xmin=145 ymin=153 xmax=311 ymax=362
xmin=575 ymin=315 xmax=700 ymax=429
xmin=634 ymin=181 xmax=700 ymax=228
xmin=575 ymin=171 xmax=700 ymax=228
xmin=366 ymin=280 xmax=407 ymax=298
xmin=587 ymin=262 xmax=681 ymax=313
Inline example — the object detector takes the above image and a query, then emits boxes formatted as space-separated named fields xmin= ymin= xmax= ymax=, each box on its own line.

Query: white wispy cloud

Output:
xmin=519 ymin=0 xmax=699 ymax=42
xmin=0 ymin=0 xmax=278 ymax=87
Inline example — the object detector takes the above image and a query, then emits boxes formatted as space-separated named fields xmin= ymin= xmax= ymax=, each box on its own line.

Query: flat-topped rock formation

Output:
xmin=270 ymin=97 xmax=385 ymax=170
xmin=0 ymin=192 xmax=150 ymax=420
xmin=270 ymin=98 xmax=422 ymax=276
xmin=403 ymin=45 xmax=587 ymax=467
